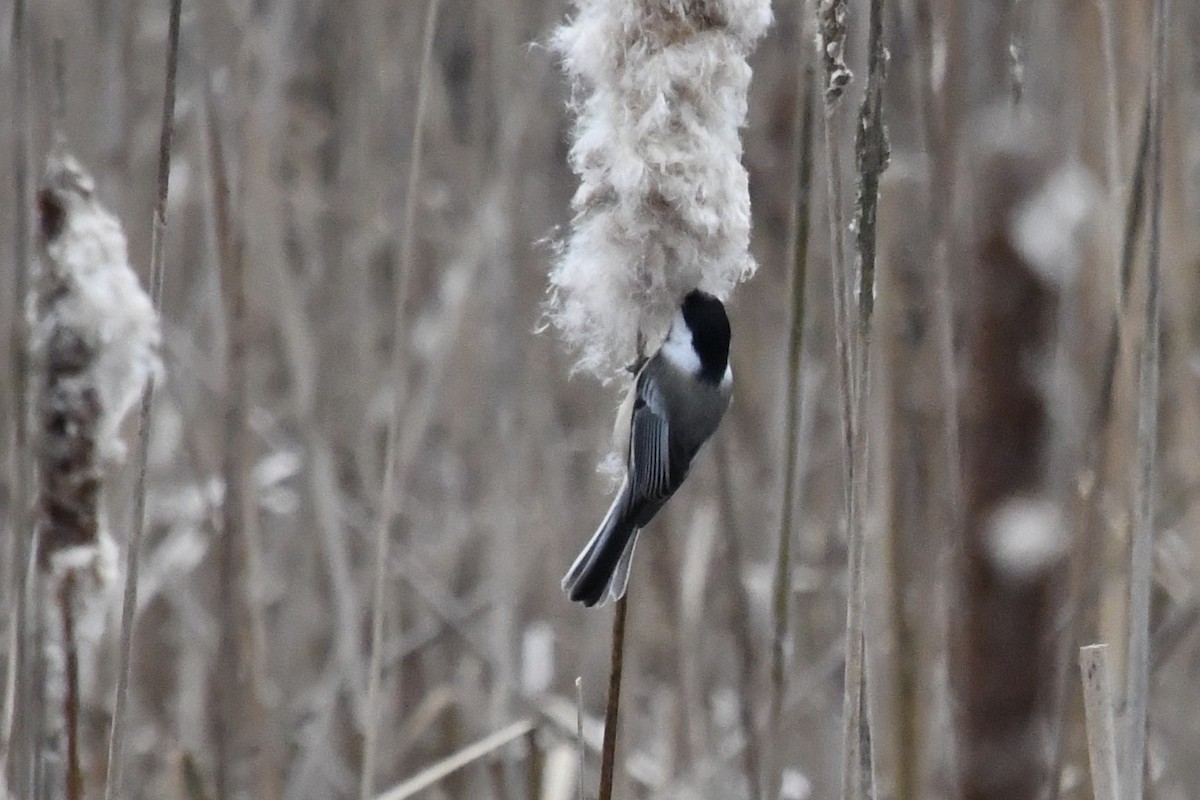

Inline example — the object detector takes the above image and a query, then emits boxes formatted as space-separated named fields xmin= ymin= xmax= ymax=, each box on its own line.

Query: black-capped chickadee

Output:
xmin=563 ymin=289 xmax=733 ymax=607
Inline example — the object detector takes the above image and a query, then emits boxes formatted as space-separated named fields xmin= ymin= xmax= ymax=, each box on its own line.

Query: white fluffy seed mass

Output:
xmin=550 ymin=0 xmax=771 ymax=377
xmin=34 ymin=153 xmax=162 ymax=462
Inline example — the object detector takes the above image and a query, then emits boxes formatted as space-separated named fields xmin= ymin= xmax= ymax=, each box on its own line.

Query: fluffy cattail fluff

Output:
xmin=34 ymin=151 xmax=161 ymax=480
xmin=33 ymin=148 xmax=159 ymax=565
xmin=549 ymin=0 xmax=771 ymax=377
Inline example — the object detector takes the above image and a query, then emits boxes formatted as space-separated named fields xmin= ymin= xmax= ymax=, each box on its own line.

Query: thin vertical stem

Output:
xmin=598 ymin=594 xmax=629 ymax=800
xmin=1124 ymin=0 xmax=1169 ymax=795
xmin=104 ymin=0 xmax=183 ymax=796
xmin=1120 ymin=87 xmax=1152 ymax=310
xmin=59 ymin=576 xmax=81 ymax=800
xmin=360 ymin=0 xmax=441 ymax=796
xmin=1095 ymin=0 xmax=1123 ymax=302
xmin=770 ymin=56 xmax=815 ymax=800
xmin=841 ymin=0 xmax=887 ymax=793
xmin=854 ymin=0 xmax=887 ymax=353
xmin=207 ymin=82 xmax=248 ymax=800
xmin=911 ymin=0 xmax=964 ymax=784
xmin=717 ymin=439 xmax=763 ymax=800
xmin=575 ymin=678 xmax=585 ymax=800
xmin=2 ymin=0 xmax=33 ymax=792
xmin=817 ymin=1 xmax=869 ymax=797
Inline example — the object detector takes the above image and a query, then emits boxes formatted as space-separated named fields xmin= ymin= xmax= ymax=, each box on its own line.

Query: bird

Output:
xmin=563 ymin=289 xmax=733 ymax=607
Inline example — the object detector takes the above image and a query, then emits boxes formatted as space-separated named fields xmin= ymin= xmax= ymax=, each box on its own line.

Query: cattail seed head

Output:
xmin=549 ymin=0 xmax=770 ymax=378
xmin=33 ymin=151 xmax=161 ymax=567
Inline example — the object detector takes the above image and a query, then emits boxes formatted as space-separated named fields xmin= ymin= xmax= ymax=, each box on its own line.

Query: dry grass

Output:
xmin=2 ymin=1 xmax=1200 ymax=799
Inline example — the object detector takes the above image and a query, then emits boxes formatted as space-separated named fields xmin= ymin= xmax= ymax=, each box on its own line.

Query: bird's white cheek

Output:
xmin=661 ymin=326 xmax=702 ymax=374
xmin=721 ymin=364 xmax=733 ymax=388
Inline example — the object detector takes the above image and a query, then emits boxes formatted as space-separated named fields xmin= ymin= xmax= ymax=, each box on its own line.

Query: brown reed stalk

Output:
xmin=910 ymin=0 xmax=965 ymax=790
xmin=105 ymin=0 xmax=183 ymax=795
xmin=2 ymin=0 xmax=34 ymax=793
xmin=205 ymin=81 xmax=252 ymax=800
xmin=597 ymin=594 xmax=628 ymax=800
xmin=716 ymin=439 xmax=763 ymax=800
xmin=819 ymin=0 xmax=889 ymax=794
xmin=1123 ymin=0 xmax=1170 ymax=795
xmin=878 ymin=164 xmax=933 ymax=800
xmin=361 ymin=0 xmax=442 ymax=795
xmin=815 ymin=5 xmax=869 ymax=796
xmin=576 ymin=677 xmax=585 ymax=800
xmin=769 ymin=54 xmax=815 ymax=800
xmin=841 ymin=0 xmax=888 ymax=793
xmin=58 ymin=574 xmax=81 ymax=800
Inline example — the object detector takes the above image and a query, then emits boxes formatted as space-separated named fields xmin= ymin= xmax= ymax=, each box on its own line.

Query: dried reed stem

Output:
xmin=360 ymin=0 xmax=441 ymax=795
xmin=1079 ymin=644 xmax=1119 ymax=800
xmin=1123 ymin=0 xmax=1169 ymax=795
xmin=597 ymin=594 xmax=628 ymax=800
xmin=575 ymin=678 xmax=585 ymax=800
xmin=716 ymin=440 xmax=762 ymax=800
xmin=836 ymin=0 xmax=889 ymax=793
xmin=911 ymin=1 xmax=964 ymax=789
xmin=817 ymin=15 xmax=863 ymax=793
xmin=1095 ymin=0 xmax=1123 ymax=301
xmin=206 ymin=82 xmax=249 ymax=800
xmin=1047 ymin=48 xmax=1152 ymax=800
xmin=58 ymin=575 xmax=81 ymax=800
xmin=769 ymin=56 xmax=815 ymax=800
xmin=818 ymin=1 xmax=855 ymax=482
xmin=854 ymin=0 xmax=887 ymax=353
xmin=2 ymin=0 xmax=34 ymax=792
xmin=1119 ymin=87 xmax=1151 ymax=309
xmin=105 ymin=0 xmax=182 ymax=795
xmin=373 ymin=719 xmax=536 ymax=800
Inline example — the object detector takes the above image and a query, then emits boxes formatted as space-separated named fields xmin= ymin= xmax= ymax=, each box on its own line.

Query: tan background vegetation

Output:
xmin=2 ymin=0 xmax=1198 ymax=798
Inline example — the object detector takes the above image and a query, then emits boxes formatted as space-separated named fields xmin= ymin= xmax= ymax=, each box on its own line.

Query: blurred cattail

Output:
xmin=34 ymin=150 xmax=160 ymax=563
xmin=548 ymin=0 xmax=771 ymax=377
xmin=32 ymin=149 xmax=161 ymax=797
xmin=953 ymin=114 xmax=1097 ymax=800
xmin=34 ymin=153 xmax=161 ymax=478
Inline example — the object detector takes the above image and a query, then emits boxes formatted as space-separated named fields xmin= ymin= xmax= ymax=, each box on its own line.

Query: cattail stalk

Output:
xmin=954 ymin=125 xmax=1094 ymax=800
xmin=35 ymin=147 xmax=160 ymax=800
xmin=597 ymin=594 xmax=628 ymax=800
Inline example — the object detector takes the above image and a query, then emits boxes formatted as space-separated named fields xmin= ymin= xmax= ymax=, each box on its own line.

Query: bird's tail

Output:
xmin=562 ymin=478 xmax=640 ymax=607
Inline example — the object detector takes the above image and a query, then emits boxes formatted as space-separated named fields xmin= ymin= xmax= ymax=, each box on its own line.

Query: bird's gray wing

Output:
xmin=629 ymin=375 xmax=672 ymax=502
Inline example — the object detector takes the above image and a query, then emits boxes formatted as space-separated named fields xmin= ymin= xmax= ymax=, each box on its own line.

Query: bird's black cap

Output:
xmin=681 ymin=290 xmax=731 ymax=384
